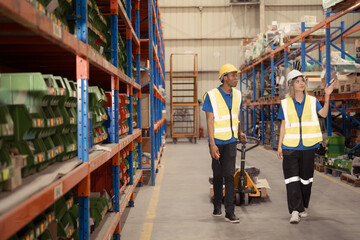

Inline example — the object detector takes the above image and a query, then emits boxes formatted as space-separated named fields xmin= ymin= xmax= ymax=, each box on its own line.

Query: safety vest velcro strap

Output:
xmin=284 ymin=133 xmax=322 ymax=140
xmin=214 ymin=114 xmax=238 ymax=122
xmin=285 ymin=121 xmax=320 ymax=128
xmin=214 ymin=126 xmax=238 ymax=133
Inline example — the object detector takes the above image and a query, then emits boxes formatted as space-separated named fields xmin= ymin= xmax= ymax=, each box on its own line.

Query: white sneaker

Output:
xmin=299 ymin=209 xmax=307 ymax=218
xmin=290 ymin=211 xmax=300 ymax=224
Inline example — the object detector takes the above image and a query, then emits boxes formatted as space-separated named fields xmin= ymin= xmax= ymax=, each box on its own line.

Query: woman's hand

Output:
xmin=277 ymin=146 xmax=283 ymax=160
xmin=325 ymin=80 xmax=335 ymax=96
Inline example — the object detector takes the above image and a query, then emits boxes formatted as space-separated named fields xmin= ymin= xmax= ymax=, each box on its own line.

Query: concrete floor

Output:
xmin=121 ymin=139 xmax=360 ymax=240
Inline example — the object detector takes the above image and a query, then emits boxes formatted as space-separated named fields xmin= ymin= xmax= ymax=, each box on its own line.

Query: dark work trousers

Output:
xmin=282 ymin=149 xmax=315 ymax=214
xmin=211 ymin=141 xmax=237 ymax=214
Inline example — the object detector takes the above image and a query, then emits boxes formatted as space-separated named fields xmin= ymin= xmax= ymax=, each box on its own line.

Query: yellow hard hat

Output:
xmin=219 ymin=63 xmax=239 ymax=80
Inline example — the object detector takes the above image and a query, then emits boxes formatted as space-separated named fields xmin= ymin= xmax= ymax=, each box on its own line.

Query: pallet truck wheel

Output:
xmin=244 ymin=193 xmax=249 ymax=206
xmin=235 ymin=193 xmax=241 ymax=206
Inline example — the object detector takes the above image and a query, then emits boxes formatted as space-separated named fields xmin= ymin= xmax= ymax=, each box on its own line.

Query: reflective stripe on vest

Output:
xmin=207 ymin=88 xmax=241 ymax=141
xmin=282 ymin=95 xmax=322 ymax=147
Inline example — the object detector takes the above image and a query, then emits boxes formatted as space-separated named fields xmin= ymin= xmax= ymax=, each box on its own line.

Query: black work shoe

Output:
xmin=213 ymin=206 xmax=222 ymax=216
xmin=225 ymin=213 xmax=240 ymax=223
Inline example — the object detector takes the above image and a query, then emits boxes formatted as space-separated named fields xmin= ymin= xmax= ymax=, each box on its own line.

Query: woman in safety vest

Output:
xmin=203 ymin=63 xmax=246 ymax=224
xmin=277 ymin=69 xmax=335 ymax=224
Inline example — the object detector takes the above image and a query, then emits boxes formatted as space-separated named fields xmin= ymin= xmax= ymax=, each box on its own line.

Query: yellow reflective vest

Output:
xmin=205 ymin=88 xmax=242 ymax=141
xmin=281 ymin=95 xmax=322 ymax=148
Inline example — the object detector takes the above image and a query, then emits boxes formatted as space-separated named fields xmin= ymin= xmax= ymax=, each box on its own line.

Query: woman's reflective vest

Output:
xmin=281 ymin=95 xmax=322 ymax=147
xmin=206 ymin=88 xmax=242 ymax=141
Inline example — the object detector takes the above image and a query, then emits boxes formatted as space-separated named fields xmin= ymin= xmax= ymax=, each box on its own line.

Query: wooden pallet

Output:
xmin=340 ymin=174 xmax=360 ymax=187
xmin=259 ymin=96 xmax=280 ymax=104
xmin=283 ymin=34 xmax=325 ymax=44
xmin=264 ymin=144 xmax=272 ymax=150
xmin=324 ymin=166 xmax=348 ymax=177
xmin=313 ymin=89 xmax=325 ymax=96
xmin=332 ymin=0 xmax=359 ymax=12
xmin=314 ymin=162 xmax=325 ymax=172
xmin=339 ymin=83 xmax=360 ymax=93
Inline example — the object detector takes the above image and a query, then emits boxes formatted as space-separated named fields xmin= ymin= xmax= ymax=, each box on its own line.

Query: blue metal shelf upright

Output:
xmin=239 ymin=0 xmax=360 ymax=153
xmin=140 ymin=0 xmax=166 ymax=186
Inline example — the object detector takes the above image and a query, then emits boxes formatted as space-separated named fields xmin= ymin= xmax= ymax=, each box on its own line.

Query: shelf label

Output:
xmin=53 ymin=24 xmax=62 ymax=39
xmin=54 ymin=183 xmax=63 ymax=200
xmin=46 ymin=0 xmax=59 ymax=12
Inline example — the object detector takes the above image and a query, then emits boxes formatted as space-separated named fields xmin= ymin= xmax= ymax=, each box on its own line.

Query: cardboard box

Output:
xmin=3 ymin=155 xmax=27 ymax=191
xmin=140 ymin=70 xmax=150 ymax=86
xmin=141 ymin=94 xmax=150 ymax=128
xmin=336 ymin=73 xmax=359 ymax=84
xmin=142 ymin=137 xmax=151 ymax=153
xmin=162 ymin=110 xmax=166 ymax=120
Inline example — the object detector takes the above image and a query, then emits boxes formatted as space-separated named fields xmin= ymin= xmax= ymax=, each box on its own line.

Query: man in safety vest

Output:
xmin=202 ymin=63 xmax=247 ymax=223
xmin=277 ymin=69 xmax=335 ymax=224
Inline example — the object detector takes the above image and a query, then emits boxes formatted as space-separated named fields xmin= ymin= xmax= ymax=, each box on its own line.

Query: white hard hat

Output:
xmin=287 ymin=70 xmax=304 ymax=85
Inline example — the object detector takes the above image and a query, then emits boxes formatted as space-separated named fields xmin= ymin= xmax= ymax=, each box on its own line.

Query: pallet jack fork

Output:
xmin=234 ymin=137 xmax=260 ymax=205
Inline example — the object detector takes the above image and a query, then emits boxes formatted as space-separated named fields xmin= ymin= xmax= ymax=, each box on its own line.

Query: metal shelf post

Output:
xmin=76 ymin=0 xmax=90 ymax=239
xmin=270 ymin=44 xmax=275 ymax=150
xmin=135 ymin=0 xmax=142 ymax=170
xmin=325 ymin=10 xmax=332 ymax=137
xmin=253 ymin=67 xmax=256 ymax=137
xmin=301 ymin=22 xmax=306 ymax=72
xmin=261 ymin=62 xmax=265 ymax=145
xmin=148 ymin=0 xmax=156 ymax=186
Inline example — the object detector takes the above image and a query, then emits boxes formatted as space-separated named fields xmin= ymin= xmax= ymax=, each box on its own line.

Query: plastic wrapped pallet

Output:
xmin=323 ymin=0 xmax=345 ymax=10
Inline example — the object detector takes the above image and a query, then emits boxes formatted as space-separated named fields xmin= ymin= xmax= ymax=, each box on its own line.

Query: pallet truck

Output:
xmin=209 ymin=136 xmax=265 ymax=206
xmin=235 ymin=136 xmax=260 ymax=205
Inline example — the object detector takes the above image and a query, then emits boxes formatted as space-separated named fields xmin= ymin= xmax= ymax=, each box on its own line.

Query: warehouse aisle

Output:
xmin=121 ymin=139 xmax=360 ymax=240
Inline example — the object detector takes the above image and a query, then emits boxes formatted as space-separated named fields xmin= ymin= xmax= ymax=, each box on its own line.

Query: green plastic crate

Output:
xmin=0 ymin=105 xmax=14 ymax=138
xmin=326 ymin=136 xmax=345 ymax=145
xmin=57 ymin=212 xmax=75 ymax=238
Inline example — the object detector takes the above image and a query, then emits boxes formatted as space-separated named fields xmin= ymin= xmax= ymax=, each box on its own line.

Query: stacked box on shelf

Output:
xmin=27 ymin=0 xmax=75 ymax=34
xmin=88 ymin=0 xmax=111 ymax=59
xmin=325 ymin=136 xmax=346 ymax=169
xmin=0 ymin=105 xmax=15 ymax=192
xmin=89 ymin=190 xmax=112 ymax=232
xmin=133 ymin=95 xmax=138 ymax=129
xmin=88 ymin=86 xmax=108 ymax=146
xmin=133 ymin=140 xmax=139 ymax=178
xmin=0 ymin=73 xmax=66 ymax=179
xmin=120 ymin=146 xmax=130 ymax=187
xmin=119 ymin=94 xmax=130 ymax=137
xmin=9 ymin=203 xmax=56 ymax=240
xmin=56 ymin=77 xmax=78 ymax=161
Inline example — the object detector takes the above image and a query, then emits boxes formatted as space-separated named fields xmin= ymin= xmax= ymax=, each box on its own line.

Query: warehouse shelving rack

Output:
xmin=239 ymin=0 xmax=360 ymax=153
xmin=139 ymin=0 xmax=166 ymax=186
xmin=0 ymin=0 xmax=147 ymax=239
